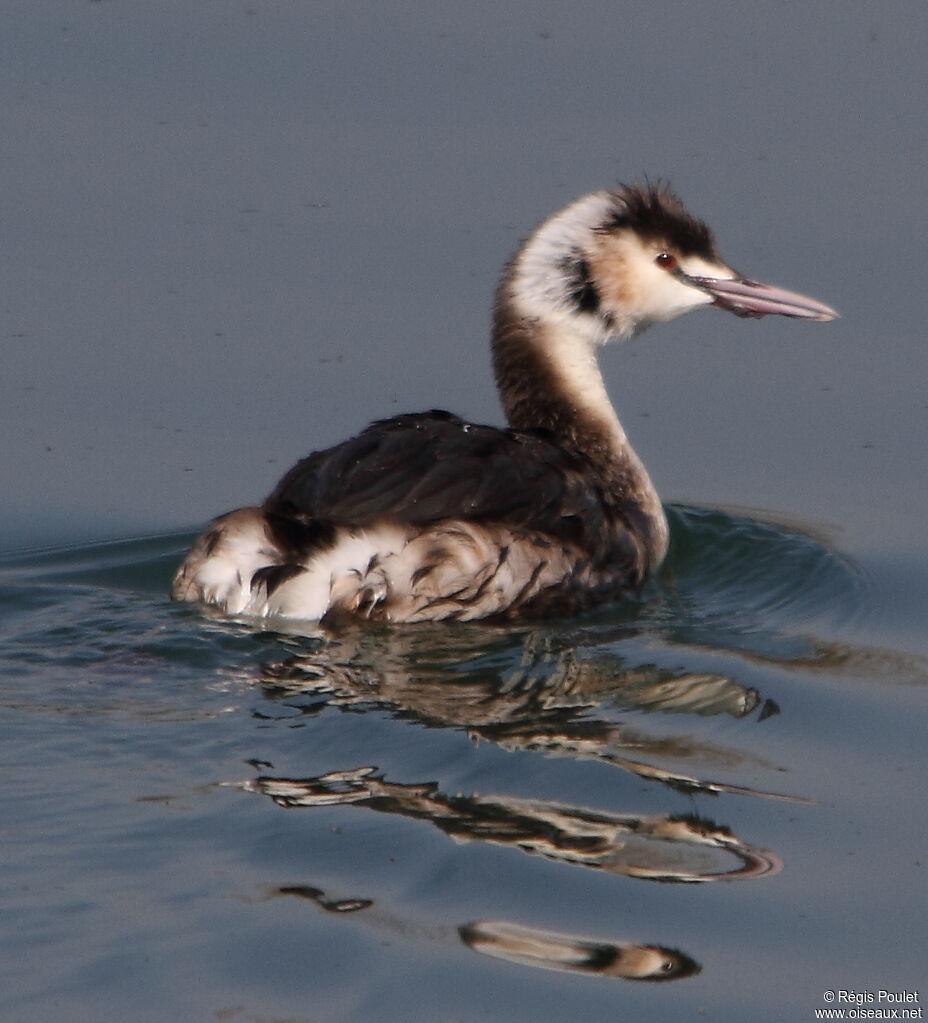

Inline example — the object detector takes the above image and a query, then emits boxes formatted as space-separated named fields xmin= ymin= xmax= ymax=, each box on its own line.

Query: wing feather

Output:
xmin=264 ymin=411 xmax=617 ymax=559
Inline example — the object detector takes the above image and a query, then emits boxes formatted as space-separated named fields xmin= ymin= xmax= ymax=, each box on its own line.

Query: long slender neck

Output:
xmin=492 ymin=279 xmax=669 ymax=568
xmin=491 ymin=191 xmax=635 ymax=458
xmin=492 ymin=300 xmax=620 ymax=451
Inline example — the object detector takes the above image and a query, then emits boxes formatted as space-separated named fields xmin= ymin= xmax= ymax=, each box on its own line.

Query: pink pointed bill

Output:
xmin=688 ymin=275 xmax=839 ymax=322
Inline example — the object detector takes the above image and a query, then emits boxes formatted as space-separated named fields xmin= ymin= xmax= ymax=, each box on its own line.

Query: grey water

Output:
xmin=3 ymin=3 xmax=927 ymax=1022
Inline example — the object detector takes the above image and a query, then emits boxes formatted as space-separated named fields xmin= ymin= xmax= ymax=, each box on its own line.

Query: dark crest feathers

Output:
xmin=603 ymin=182 xmax=719 ymax=259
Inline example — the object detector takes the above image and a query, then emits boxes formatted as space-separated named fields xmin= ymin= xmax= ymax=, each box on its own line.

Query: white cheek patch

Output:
xmin=638 ymin=256 xmax=736 ymax=324
xmin=646 ymin=271 xmax=714 ymax=322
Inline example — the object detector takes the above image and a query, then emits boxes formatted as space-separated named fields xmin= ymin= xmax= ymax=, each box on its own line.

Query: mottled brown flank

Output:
xmin=605 ymin=182 xmax=719 ymax=259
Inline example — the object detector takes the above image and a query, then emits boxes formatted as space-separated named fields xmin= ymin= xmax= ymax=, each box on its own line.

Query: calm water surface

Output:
xmin=3 ymin=505 xmax=926 ymax=1022
xmin=3 ymin=3 xmax=927 ymax=1021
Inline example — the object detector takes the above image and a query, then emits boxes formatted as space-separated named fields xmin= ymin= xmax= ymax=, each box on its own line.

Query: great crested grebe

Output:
xmin=172 ymin=183 xmax=836 ymax=625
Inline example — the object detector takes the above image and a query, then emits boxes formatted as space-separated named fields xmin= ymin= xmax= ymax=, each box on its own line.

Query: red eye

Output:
xmin=655 ymin=252 xmax=677 ymax=270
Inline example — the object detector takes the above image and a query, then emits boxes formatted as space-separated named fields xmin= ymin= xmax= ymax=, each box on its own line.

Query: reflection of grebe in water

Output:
xmin=460 ymin=919 xmax=701 ymax=981
xmin=272 ymin=885 xmax=702 ymax=981
xmin=245 ymin=767 xmax=783 ymax=882
xmin=243 ymin=768 xmax=777 ymax=983
xmin=173 ymin=183 xmax=836 ymax=625
xmin=254 ymin=612 xmax=817 ymax=801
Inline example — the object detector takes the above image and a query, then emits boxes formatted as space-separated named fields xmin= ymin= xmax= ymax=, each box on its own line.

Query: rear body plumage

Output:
xmin=172 ymin=411 xmax=652 ymax=623
xmin=172 ymin=183 xmax=836 ymax=626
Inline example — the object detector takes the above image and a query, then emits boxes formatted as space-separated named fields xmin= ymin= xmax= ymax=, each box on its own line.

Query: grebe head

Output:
xmin=506 ymin=182 xmax=838 ymax=342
